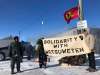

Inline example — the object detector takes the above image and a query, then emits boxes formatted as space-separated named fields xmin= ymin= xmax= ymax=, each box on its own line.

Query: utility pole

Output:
xmin=77 ymin=0 xmax=85 ymax=33
xmin=79 ymin=0 xmax=84 ymax=20
xmin=18 ymin=31 xmax=21 ymax=41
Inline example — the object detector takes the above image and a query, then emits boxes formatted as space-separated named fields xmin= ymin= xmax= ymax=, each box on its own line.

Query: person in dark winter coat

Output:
xmin=9 ymin=36 xmax=23 ymax=74
xmin=36 ymin=38 xmax=47 ymax=68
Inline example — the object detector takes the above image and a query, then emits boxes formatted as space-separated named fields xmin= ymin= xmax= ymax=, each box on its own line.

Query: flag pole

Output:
xmin=78 ymin=0 xmax=85 ymax=33
xmin=79 ymin=0 xmax=84 ymax=20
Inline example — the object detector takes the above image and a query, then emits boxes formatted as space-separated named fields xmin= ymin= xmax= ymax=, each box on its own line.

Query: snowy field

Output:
xmin=0 ymin=54 xmax=100 ymax=75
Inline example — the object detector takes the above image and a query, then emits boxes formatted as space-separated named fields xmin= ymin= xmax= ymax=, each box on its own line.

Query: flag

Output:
xmin=64 ymin=6 xmax=79 ymax=24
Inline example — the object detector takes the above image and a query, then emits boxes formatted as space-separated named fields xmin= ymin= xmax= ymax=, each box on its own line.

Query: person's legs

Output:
xmin=39 ymin=62 xmax=42 ymax=68
xmin=16 ymin=57 xmax=21 ymax=72
xmin=43 ymin=61 xmax=47 ymax=68
xmin=88 ymin=52 xmax=96 ymax=69
xmin=87 ymin=52 xmax=96 ymax=72
xmin=11 ymin=58 xmax=15 ymax=74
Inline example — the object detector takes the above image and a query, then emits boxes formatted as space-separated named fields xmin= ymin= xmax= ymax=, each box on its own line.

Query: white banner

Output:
xmin=43 ymin=34 xmax=90 ymax=58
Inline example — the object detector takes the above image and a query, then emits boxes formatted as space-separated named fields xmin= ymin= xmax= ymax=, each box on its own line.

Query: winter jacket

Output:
xmin=85 ymin=34 xmax=95 ymax=52
xmin=9 ymin=42 xmax=23 ymax=58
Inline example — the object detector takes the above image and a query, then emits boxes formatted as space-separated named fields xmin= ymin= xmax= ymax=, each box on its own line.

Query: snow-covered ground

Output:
xmin=0 ymin=54 xmax=100 ymax=75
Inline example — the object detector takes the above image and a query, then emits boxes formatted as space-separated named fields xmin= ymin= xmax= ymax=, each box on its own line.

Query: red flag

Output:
xmin=64 ymin=6 xmax=79 ymax=24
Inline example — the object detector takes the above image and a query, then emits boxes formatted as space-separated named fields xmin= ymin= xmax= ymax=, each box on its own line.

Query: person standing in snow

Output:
xmin=36 ymin=38 xmax=47 ymax=68
xmin=82 ymin=29 xmax=97 ymax=72
xmin=9 ymin=36 xmax=23 ymax=74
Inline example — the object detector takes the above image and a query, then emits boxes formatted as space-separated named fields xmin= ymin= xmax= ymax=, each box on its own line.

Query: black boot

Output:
xmin=11 ymin=70 xmax=15 ymax=74
xmin=39 ymin=63 xmax=42 ymax=68
xmin=86 ymin=68 xmax=97 ymax=72
xmin=17 ymin=70 xmax=21 ymax=73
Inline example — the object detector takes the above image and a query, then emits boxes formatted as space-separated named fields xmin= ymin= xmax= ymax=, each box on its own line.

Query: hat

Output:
xmin=14 ymin=36 xmax=19 ymax=40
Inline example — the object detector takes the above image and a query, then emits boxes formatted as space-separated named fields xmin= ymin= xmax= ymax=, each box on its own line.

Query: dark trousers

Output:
xmin=88 ymin=52 xmax=96 ymax=69
xmin=39 ymin=57 xmax=47 ymax=68
xmin=11 ymin=57 xmax=21 ymax=72
xmin=39 ymin=60 xmax=46 ymax=67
